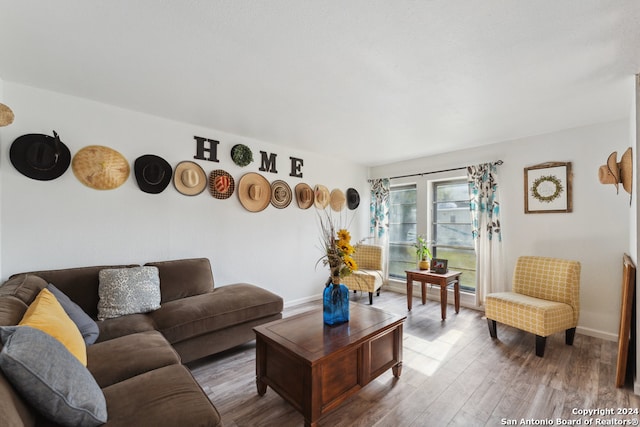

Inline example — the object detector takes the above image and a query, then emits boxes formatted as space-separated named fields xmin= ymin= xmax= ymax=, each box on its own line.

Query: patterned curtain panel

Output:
xmin=467 ymin=163 xmax=506 ymax=305
xmin=369 ymin=178 xmax=390 ymax=239
xmin=369 ymin=178 xmax=390 ymax=282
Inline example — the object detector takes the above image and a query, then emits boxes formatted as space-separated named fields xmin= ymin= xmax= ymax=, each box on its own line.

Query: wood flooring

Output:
xmin=188 ymin=289 xmax=640 ymax=426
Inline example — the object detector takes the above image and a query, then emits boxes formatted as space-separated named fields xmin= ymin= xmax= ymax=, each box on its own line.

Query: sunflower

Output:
xmin=343 ymin=256 xmax=358 ymax=271
xmin=337 ymin=229 xmax=351 ymax=242
xmin=317 ymin=212 xmax=359 ymax=282
xmin=337 ymin=240 xmax=354 ymax=256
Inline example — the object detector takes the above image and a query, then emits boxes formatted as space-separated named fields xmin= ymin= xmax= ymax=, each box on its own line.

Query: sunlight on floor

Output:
xmin=402 ymin=328 xmax=462 ymax=376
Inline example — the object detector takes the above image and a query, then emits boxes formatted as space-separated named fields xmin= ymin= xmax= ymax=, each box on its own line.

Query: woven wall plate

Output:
xmin=271 ymin=180 xmax=292 ymax=209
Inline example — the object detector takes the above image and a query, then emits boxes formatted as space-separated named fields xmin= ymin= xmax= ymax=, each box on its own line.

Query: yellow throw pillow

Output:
xmin=19 ymin=288 xmax=87 ymax=366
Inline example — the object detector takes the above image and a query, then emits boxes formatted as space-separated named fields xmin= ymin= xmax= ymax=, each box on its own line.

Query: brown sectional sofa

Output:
xmin=0 ymin=257 xmax=284 ymax=426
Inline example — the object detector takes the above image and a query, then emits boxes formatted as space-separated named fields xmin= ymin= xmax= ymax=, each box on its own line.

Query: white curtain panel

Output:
xmin=369 ymin=178 xmax=390 ymax=282
xmin=467 ymin=163 xmax=506 ymax=306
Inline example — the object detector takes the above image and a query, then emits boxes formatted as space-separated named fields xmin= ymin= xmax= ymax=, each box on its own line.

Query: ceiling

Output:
xmin=1 ymin=1 xmax=639 ymax=166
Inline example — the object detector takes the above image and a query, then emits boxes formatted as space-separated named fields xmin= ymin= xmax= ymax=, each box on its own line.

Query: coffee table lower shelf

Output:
xmin=254 ymin=304 xmax=405 ymax=427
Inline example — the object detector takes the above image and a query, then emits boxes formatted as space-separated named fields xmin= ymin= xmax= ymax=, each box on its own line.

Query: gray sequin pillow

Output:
xmin=97 ymin=266 xmax=161 ymax=320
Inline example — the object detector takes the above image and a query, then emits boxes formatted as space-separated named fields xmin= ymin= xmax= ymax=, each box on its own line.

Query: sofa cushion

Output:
xmin=343 ymin=269 xmax=384 ymax=293
xmin=172 ymin=313 xmax=282 ymax=364
xmin=87 ymin=331 xmax=180 ymax=388
xmin=98 ymin=266 xmax=161 ymax=320
xmin=151 ymin=283 xmax=283 ymax=344
xmin=102 ymin=364 xmax=221 ymax=427
xmin=0 ymin=296 xmax=28 ymax=327
xmin=0 ymin=368 xmax=36 ymax=427
xmin=0 ymin=274 xmax=48 ymax=307
xmin=96 ymin=313 xmax=157 ymax=343
xmin=0 ymin=326 xmax=107 ymax=427
xmin=47 ymin=284 xmax=99 ymax=345
xmin=486 ymin=291 xmax=575 ymax=336
xmin=14 ymin=264 xmax=138 ymax=319
xmin=145 ymin=258 xmax=215 ymax=303
xmin=19 ymin=288 xmax=87 ymax=366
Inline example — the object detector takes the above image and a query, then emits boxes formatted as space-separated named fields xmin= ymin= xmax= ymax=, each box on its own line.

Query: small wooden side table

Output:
xmin=405 ymin=269 xmax=462 ymax=320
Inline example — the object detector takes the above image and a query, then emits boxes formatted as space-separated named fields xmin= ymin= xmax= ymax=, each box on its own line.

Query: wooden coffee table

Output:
xmin=254 ymin=304 xmax=406 ymax=427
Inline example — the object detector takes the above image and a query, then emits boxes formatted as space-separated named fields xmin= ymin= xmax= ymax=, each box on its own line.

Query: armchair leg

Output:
xmin=566 ymin=328 xmax=576 ymax=346
xmin=368 ymin=292 xmax=373 ymax=305
xmin=535 ymin=335 xmax=546 ymax=357
xmin=487 ymin=319 xmax=497 ymax=339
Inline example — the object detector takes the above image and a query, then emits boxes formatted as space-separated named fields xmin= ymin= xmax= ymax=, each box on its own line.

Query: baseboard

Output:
xmin=284 ymin=294 xmax=322 ymax=308
xmin=575 ymin=326 xmax=617 ymax=342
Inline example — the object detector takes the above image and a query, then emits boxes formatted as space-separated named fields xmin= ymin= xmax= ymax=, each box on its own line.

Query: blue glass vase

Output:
xmin=323 ymin=282 xmax=349 ymax=325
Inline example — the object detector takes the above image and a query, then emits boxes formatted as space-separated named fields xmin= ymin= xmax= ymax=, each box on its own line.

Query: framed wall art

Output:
xmin=524 ymin=162 xmax=573 ymax=213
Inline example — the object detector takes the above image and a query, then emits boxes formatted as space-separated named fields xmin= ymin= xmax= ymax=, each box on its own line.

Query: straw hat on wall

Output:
xmin=314 ymin=185 xmax=330 ymax=209
xmin=598 ymin=148 xmax=633 ymax=195
xmin=0 ymin=103 xmax=14 ymax=127
xmin=237 ymin=172 xmax=271 ymax=212
xmin=620 ymin=147 xmax=633 ymax=195
xmin=295 ymin=183 xmax=314 ymax=209
xmin=173 ymin=161 xmax=207 ymax=196
xmin=72 ymin=145 xmax=130 ymax=190
xmin=329 ymin=189 xmax=346 ymax=212
xmin=209 ymin=169 xmax=235 ymax=199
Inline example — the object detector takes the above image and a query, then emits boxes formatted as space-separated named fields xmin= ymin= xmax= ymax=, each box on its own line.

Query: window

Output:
xmin=432 ymin=180 xmax=476 ymax=292
xmin=387 ymin=177 xmax=477 ymax=292
xmin=388 ymin=184 xmax=417 ymax=279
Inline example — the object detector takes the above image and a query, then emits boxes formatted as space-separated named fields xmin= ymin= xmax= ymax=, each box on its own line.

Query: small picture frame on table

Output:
xmin=431 ymin=258 xmax=448 ymax=274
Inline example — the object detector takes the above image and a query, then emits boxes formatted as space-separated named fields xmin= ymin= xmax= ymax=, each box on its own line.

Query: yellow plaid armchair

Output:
xmin=485 ymin=256 xmax=581 ymax=357
xmin=342 ymin=244 xmax=384 ymax=305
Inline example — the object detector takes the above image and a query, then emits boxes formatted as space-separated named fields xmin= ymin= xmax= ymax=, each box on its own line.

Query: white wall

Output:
xmin=0 ymin=83 xmax=370 ymax=305
xmin=371 ymin=119 xmax=631 ymax=340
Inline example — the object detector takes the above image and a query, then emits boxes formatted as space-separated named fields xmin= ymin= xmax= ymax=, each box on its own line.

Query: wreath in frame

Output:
xmin=524 ymin=161 xmax=572 ymax=214
xmin=531 ymin=174 xmax=563 ymax=203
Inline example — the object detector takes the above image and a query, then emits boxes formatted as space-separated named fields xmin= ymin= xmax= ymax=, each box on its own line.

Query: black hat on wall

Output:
xmin=10 ymin=131 xmax=71 ymax=181
xmin=347 ymin=188 xmax=360 ymax=210
xmin=134 ymin=154 xmax=173 ymax=194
